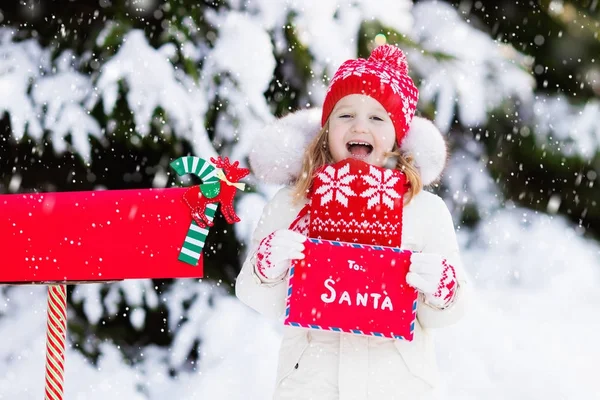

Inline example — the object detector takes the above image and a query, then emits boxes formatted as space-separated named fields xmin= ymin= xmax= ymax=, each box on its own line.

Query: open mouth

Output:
xmin=346 ymin=141 xmax=373 ymax=159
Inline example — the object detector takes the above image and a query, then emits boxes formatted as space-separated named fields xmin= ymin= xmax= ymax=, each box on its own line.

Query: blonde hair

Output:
xmin=291 ymin=120 xmax=423 ymax=205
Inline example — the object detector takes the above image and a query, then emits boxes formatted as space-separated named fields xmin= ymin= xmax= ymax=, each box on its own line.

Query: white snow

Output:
xmin=71 ymin=280 xmax=159 ymax=329
xmin=33 ymin=65 xmax=102 ymax=157
xmin=409 ymin=1 xmax=536 ymax=132
xmin=95 ymin=30 xmax=216 ymax=160
xmin=202 ymin=10 xmax=276 ymax=165
xmin=208 ymin=12 xmax=275 ymax=112
xmin=442 ymin=203 xmax=600 ymax=400
xmin=443 ymin=145 xmax=503 ymax=218
xmin=0 ymin=32 xmax=44 ymax=141
xmin=533 ymin=94 xmax=600 ymax=159
xmin=0 ymin=287 xmax=150 ymax=400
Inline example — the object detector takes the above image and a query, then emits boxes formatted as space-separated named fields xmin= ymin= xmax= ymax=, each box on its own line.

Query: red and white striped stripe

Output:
xmin=45 ymin=284 xmax=67 ymax=400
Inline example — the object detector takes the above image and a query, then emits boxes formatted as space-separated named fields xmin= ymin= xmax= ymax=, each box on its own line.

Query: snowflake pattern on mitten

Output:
xmin=255 ymin=232 xmax=277 ymax=280
xmin=428 ymin=260 xmax=458 ymax=308
xmin=255 ymin=205 xmax=310 ymax=281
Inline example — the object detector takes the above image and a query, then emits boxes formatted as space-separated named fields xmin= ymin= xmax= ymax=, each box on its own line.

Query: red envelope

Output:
xmin=284 ymin=238 xmax=418 ymax=341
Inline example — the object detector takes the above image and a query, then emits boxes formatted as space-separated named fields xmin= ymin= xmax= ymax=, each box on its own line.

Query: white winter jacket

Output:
xmin=236 ymin=186 xmax=469 ymax=400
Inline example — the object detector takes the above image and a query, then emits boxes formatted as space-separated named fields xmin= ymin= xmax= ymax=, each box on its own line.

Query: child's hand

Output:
xmin=254 ymin=229 xmax=307 ymax=282
xmin=406 ymin=253 xmax=458 ymax=309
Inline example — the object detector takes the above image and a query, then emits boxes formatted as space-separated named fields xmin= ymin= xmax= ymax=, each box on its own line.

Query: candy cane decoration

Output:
xmin=170 ymin=157 xmax=220 ymax=266
xmin=177 ymin=206 xmax=218 ymax=265
xmin=44 ymin=284 xmax=67 ymax=400
xmin=171 ymin=156 xmax=220 ymax=184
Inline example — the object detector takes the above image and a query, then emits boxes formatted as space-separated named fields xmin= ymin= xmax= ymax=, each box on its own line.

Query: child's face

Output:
xmin=327 ymin=94 xmax=396 ymax=167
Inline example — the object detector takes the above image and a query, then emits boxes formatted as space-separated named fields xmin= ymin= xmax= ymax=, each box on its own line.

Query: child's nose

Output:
xmin=351 ymin=117 xmax=369 ymax=133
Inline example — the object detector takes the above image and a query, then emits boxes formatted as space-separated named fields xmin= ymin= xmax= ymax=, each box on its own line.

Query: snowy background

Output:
xmin=1 ymin=0 xmax=599 ymax=399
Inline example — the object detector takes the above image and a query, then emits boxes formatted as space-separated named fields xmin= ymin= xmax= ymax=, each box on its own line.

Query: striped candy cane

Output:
xmin=177 ymin=204 xmax=218 ymax=265
xmin=45 ymin=284 xmax=67 ymax=400
xmin=170 ymin=156 xmax=220 ymax=184
xmin=170 ymin=156 xmax=220 ymax=266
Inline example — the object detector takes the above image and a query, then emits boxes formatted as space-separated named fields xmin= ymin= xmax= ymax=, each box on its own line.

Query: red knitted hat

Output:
xmin=321 ymin=45 xmax=419 ymax=145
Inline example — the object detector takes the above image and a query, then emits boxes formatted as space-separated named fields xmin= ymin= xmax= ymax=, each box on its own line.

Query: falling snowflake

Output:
xmin=360 ymin=165 xmax=402 ymax=209
xmin=314 ymin=164 xmax=358 ymax=207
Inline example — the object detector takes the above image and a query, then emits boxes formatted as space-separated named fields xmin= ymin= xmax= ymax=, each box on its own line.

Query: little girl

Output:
xmin=236 ymin=45 xmax=468 ymax=400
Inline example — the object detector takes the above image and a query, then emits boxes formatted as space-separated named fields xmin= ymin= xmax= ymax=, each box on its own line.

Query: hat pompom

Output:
xmin=368 ymin=45 xmax=408 ymax=74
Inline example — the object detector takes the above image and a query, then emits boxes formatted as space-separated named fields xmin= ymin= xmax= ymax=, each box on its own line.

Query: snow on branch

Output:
xmin=533 ymin=95 xmax=600 ymax=159
xmin=0 ymin=31 xmax=44 ymax=141
xmin=0 ymin=30 xmax=102 ymax=159
xmin=408 ymin=1 xmax=536 ymax=133
xmin=201 ymin=11 xmax=276 ymax=167
xmin=96 ymin=30 xmax=216 ymax=160
xmin=242 ymin=0 xmax=414 ymax=104
xmin=32 ymin=51 xmax=101 ymax=158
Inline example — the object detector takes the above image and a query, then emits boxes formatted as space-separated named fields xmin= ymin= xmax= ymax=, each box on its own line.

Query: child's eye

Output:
xmin=371 ymin=115 xmax=384 ymax=121
xmin=339 ymin=114 xmax=353 ymax=119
